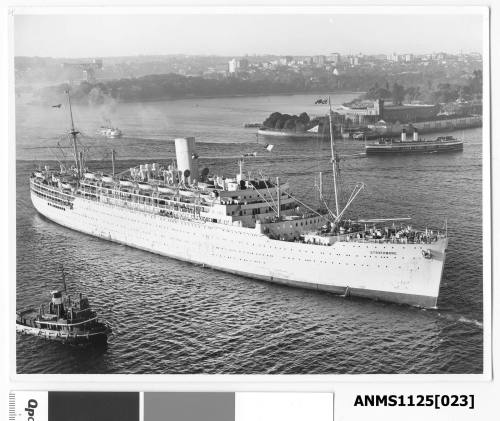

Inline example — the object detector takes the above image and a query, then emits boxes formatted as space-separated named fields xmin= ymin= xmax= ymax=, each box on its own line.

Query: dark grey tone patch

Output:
xmin=48 ymin=392 xmax=139 ymax=421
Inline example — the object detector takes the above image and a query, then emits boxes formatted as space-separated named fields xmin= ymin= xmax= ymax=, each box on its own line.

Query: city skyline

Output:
xmin=14 ymin=13 xmax=484 ymax=58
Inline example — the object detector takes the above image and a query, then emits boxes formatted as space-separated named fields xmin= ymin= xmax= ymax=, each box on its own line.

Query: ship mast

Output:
xmin=111 ymin=149 xmax=116 ymax=177
xmin=328 ymin=97 xmax=339 ymax=217
xmin=328 ymin=97 xmax=340 ymax=217
xmin=276 ymin=177 xmax=281 ymax=218
xmin=320 ymin=97 xmax=364 ymax=226
xmin=59 ymin=264 xmax=67 ymax=292
xmin=66 ymin=89 xmax=80 ymax=177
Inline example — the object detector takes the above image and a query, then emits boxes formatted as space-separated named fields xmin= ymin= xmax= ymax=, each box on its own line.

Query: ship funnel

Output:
xmin=413 ymin=129 xmax=419 ymax=141
xmin=50 ymin=290 xmax=63 ymax=305
xmin=401 ymin=129 xmax=407 ymax=142
xmin=175 ymin=137 xmax=199 ymax=184
xmin=50 ymin=290 xmax=65 ymax=317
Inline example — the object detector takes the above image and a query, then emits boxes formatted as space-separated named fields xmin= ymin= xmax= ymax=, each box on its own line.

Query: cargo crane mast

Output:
xmin=324 ymin=97 xmax=365 ymax=227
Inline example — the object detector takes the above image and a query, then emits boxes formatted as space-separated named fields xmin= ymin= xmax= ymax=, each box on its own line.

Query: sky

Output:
xmin=14 ymin=13 xmax=484 ymax=58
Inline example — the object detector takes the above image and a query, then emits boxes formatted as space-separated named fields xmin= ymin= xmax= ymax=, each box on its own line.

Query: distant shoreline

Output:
xmin=22 ymin=90 xmax=364 ymax=106
xmin=119 ymin=90 xmax=364 ymax=103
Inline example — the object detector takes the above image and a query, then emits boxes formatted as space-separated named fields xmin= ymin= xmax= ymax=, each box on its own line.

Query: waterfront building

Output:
xmin=228 ymin=58 xmax=238 ymax=74
xmin=328 ymin=53 xmax=341 ymax=65
xmin=334 ymin=99 xmax=439 ymax=125
xmin=387 ymin=52 xmax=400 ymax=62
xmin=237 ymin=58 xmax=249 ymax=70
xmin=313 ymin=55 xmax=326 ymax=66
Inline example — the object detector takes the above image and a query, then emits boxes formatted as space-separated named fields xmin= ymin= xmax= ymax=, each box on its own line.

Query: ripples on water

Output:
xmin=16 ymin=94 xmax=484 ymax=374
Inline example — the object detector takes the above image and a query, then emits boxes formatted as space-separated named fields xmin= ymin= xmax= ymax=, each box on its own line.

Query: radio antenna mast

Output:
xmin=59 ymin=264 xmax=67 ymax=292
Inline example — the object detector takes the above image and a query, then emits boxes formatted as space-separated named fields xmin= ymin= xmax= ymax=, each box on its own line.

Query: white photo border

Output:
xmin=6 ymin=3 xmax=492 ymax=391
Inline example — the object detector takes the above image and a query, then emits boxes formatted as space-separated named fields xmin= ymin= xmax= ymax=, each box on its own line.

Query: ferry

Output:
xmin=97 ymin=120 xmax=122 ymax=138
xmin=29 ymin=93 xmax=448 ymax=308
xmin=365 ymin=129 xmax=464 ymax=155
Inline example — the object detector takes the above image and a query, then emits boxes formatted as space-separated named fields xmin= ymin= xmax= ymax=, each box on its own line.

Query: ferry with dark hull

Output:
xmin=365 ymin=129 xmax=463 ymax=155
xmin=29 ymin=93 xmax=449 ymax=308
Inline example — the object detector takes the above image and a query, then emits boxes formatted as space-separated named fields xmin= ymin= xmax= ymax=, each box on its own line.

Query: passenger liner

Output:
xmin=30 ymin=93 xmax=448 ymax=308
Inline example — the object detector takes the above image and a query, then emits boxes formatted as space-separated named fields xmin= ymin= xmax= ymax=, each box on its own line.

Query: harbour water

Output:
xmin=16 ymin=93 xmax=484 ymax=374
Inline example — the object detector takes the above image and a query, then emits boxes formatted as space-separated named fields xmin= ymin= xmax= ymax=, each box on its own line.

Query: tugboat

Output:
xmin=16 ymin=268 xmax=111 ymax=345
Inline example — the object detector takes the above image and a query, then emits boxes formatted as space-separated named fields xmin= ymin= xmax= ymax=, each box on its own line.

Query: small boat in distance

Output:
xmin=257 ymin=125 xmax=329 ymax=141
xmin=16 ymin=268 xmax=111 ymax=345
xmin=243 ymin=123 xmax=263 ymax=128
xmin=97 ymin=120 xmax=123 ymax=138
xmin=365 ymin=129 xmax=464 ymax=155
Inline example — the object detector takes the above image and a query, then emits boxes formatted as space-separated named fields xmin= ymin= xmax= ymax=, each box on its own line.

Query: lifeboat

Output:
xmin=84 ymin=172 xmax=96 ymax=180
xmin=158 ymin=186 xmax=175 ymax=194
xmin=137 ymin=182 xmax=153 ymax=191
xmin=119 ymin=180 xmax=133 ymax=187
xmin=101 ymin=176 xmax=114 ymax=183
xmin=34 ymin=171 xmax=44 ymax=178
xmin=60 ymin=182 xmax=72 ymax=190
xmin=178 ymin=189 xmax=195 ymax=197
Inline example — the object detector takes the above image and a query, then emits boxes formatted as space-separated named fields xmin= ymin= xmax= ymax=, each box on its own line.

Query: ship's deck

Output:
xmin=30 ymin=174 xmax=445 ymax=247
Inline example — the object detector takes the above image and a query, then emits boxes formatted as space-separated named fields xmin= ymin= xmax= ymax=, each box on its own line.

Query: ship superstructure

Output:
xmin=29 ymin=93 xmax=448 ymax=308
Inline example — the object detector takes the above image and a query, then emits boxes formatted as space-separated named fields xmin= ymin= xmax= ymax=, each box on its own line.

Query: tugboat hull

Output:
xmin=16 ymin=322 xmax=110 ymax=345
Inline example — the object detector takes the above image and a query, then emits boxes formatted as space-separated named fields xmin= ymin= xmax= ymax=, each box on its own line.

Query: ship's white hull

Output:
xmin=31 ymin=191 xmax=447 ymax=308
